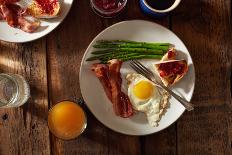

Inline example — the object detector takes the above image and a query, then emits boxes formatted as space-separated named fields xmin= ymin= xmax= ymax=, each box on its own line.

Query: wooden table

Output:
xmin=0 ymin=0 xmax=231 ymax=154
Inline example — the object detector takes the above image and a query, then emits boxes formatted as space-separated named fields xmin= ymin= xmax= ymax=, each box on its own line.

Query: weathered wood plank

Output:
xmin=0 ymin=39 xmax=50 ymax=155
xmin=142 ymin=126 xmax=177 ymax=155
xmin=47 ymin=0 xmax=109 ymax=154
xmin=172 ymin=0 xmax=232 ymax=154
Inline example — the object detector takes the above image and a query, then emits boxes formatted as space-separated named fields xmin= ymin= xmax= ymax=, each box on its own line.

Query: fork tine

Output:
xmin=131 ymin=60 xmax=152 ymax=78
xmin=129 ymin=62 xmax=143 ymax=75
xmin=133 ymin=60 xmax=154 ymax=76
xmin=129 ymin=62 xmax=150 ymax=78
xmin=130 ymin=61 xmax=151 ymax=80
xmin=132 ymin=60 xmax=151 ymax=76
xmin=133 ymin=60 xmax=163 ymax=85
xmin=129 ymin=61 xmax=162 ymax=88
xmin=130 ymin=61 xmax=147 ymax=75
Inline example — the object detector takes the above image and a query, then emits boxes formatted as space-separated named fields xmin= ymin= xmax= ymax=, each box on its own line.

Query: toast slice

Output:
xmin=161 ymin=48 xmax=177 ymax=61
xmin=154 ymin=59 xmax=188 ymax=86
xmin=27 ymin=0 xmax=60 ymax=18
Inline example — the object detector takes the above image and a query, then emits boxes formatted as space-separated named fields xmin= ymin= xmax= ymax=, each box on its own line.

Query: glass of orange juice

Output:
xmin=48 ymin=100 xmax=87 ymax=140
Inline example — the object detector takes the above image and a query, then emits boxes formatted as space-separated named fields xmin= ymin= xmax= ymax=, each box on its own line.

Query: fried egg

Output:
xmin=126 ymin=73 xmax=169 ymax=126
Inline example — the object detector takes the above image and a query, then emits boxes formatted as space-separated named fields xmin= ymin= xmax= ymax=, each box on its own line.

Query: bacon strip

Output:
xmin=6 ymin=3 xmax=26 ymax=16
xmin=91 ymin=63 xmax=112 ymax=101
xmin=0 ymin=4 xmax=17 ymax=26
xmin=91 ymin=59 xmax=133 ymax=118
xmin=0 ymin=0 xmax=19 ymax=5
xmin=0 ymin=3 xmax=40 ymax=33
xmin=0 ymin=8 xmax=3 ymax=20
xmin=108 ymin=59 xmax=133 ymax=118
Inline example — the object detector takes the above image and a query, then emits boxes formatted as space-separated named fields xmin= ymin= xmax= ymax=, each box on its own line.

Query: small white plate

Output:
xmin=0 ymin=0 xmax=73 ymax=43
xmin=79 ymin=20 xmax=195 ymax=135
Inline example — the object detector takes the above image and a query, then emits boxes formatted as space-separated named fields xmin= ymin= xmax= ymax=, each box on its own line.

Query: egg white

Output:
xmin=126 ymin=73 xmax=168 ymax=126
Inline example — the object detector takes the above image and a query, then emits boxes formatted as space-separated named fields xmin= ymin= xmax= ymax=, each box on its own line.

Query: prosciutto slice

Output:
xmin=91 ymin=59 xmax=133 ymax=118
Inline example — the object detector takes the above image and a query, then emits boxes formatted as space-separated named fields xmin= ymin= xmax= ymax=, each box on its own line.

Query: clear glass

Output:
xmin=90 ymin=0 xmax=127 ymax=18
xmin=0 ymin=73 xmax=30 ymax=108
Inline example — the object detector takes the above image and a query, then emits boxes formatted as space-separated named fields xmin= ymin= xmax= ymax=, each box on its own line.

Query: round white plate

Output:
xmin=80 ymin=20 xmax=195 ymax=135
xmin=0 ymin=0 xmax=73 ymax=43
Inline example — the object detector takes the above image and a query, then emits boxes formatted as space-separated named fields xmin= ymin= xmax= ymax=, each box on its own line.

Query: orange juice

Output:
xmin=48 ymin=101 xmax=87 ymax=140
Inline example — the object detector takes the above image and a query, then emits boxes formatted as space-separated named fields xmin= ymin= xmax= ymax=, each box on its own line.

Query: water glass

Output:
xmin=0 ymin=73 xmax=30 ymax=108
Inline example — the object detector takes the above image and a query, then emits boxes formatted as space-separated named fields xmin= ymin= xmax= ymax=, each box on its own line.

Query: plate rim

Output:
xmin=79 ymin=19 xmax=195 ymax=136
xmin=0 ymin=0 xmax=74 ymax=43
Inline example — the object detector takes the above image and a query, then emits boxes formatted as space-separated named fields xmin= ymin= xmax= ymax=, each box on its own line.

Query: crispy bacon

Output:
xmin=6 ymin=3 xmax=26 ymax=16
xmin=0 ymin=4 xmax=17 ymax=26
xmin=0 ymin=8 xmax=3 ymax=20
xmin=0 ymin=0 xmax=19 ymax=5
xmin=118 ymin=93 xmax=133 ymax=118
xmin=91 ymin=63 xmax=112 ymax=101
xmin=91 ymin=59 xmax=133 ymax=118
xmin=108 ymin=59 xmax=133 ymax=118
xmin=0 ymin=3 xmax=40 ymax=33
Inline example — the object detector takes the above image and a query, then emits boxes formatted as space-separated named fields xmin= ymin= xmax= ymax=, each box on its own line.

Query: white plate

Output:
xmin=79 ymin=20 xmax=195 ymax=135
xmin=0 ymin=0 xmax=73 ymax=43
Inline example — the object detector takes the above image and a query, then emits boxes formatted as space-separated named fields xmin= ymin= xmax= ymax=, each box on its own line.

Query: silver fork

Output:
xmin=129 ymin=60 xmax=194 ymax=111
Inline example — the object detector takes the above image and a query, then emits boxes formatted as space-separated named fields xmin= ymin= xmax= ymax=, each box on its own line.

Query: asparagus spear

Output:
xmin=86 ymin=40 xmax=171 ymax=63
xmin=93 ymin=43 xmax=169 ymax=51
xmin=86 ymin=50 xmax=163 ymax=61
xmin=98 ymin=53 xmax=162 ymax=61
xmin=96 ymin=40 xmax=170 ymax=46
xmin=91 ymin=48 xmax=164 ymax=55
xmin=99 ymin=54 xmax=163 ymax=63
xmin=87 ymin=52 xmax=142 ymax=61
xmin=94 ymin=40 xmax=170 ymax=50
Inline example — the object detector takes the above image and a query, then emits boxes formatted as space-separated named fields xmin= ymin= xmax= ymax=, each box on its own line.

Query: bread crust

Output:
xmin=154 ymin=50 xmax=188 ymax=86
xmin=27 ymin=0 xmax=60 ymax=18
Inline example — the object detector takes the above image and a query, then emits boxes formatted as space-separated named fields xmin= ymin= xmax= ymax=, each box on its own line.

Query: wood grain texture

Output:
xmin=0 ymin=40 xmax=50 ymax=155
xmin=0 ymin=0 xmax=231 ymax=154
xmin=47 ymin=0 xmax=109 ymax=154
xmin=172 ymin=0 xmax=232 ymax=154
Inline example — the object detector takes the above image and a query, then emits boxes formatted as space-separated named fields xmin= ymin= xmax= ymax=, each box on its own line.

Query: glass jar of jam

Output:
xmin=90 ymin=0 xmax=127 ymax=18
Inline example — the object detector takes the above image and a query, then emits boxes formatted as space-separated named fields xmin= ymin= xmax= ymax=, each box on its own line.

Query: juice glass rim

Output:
xmin=48 ymin=100 xmax=87 ymax=140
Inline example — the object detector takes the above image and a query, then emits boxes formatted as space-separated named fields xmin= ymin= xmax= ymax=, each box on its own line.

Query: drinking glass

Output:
xmin=48 ymin=100 xmax=87 ymax=140
xmin=90 ymin=0 xmax=127 ymax=18
xmin=0 ymin=73 xmax=30 ymax=108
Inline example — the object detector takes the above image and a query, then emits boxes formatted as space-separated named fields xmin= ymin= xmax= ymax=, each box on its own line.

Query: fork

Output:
xmin=129 ymin=60 xmax=194 ymax=111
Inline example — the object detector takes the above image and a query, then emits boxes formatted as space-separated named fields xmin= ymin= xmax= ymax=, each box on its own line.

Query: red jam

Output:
xmin=167 ymin=49 xmax=176 ymax=59
xmin=35 ymin=0 xmax=57 ymax=14
xmin=93 ymin=0 xmax=118 ymax=10
xmin=159 ymin=62 xmax=186 ymax=77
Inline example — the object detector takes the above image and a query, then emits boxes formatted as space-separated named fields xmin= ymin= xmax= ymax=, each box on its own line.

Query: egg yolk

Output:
xmin=133 ymin=80 xmax=153 ymax=100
